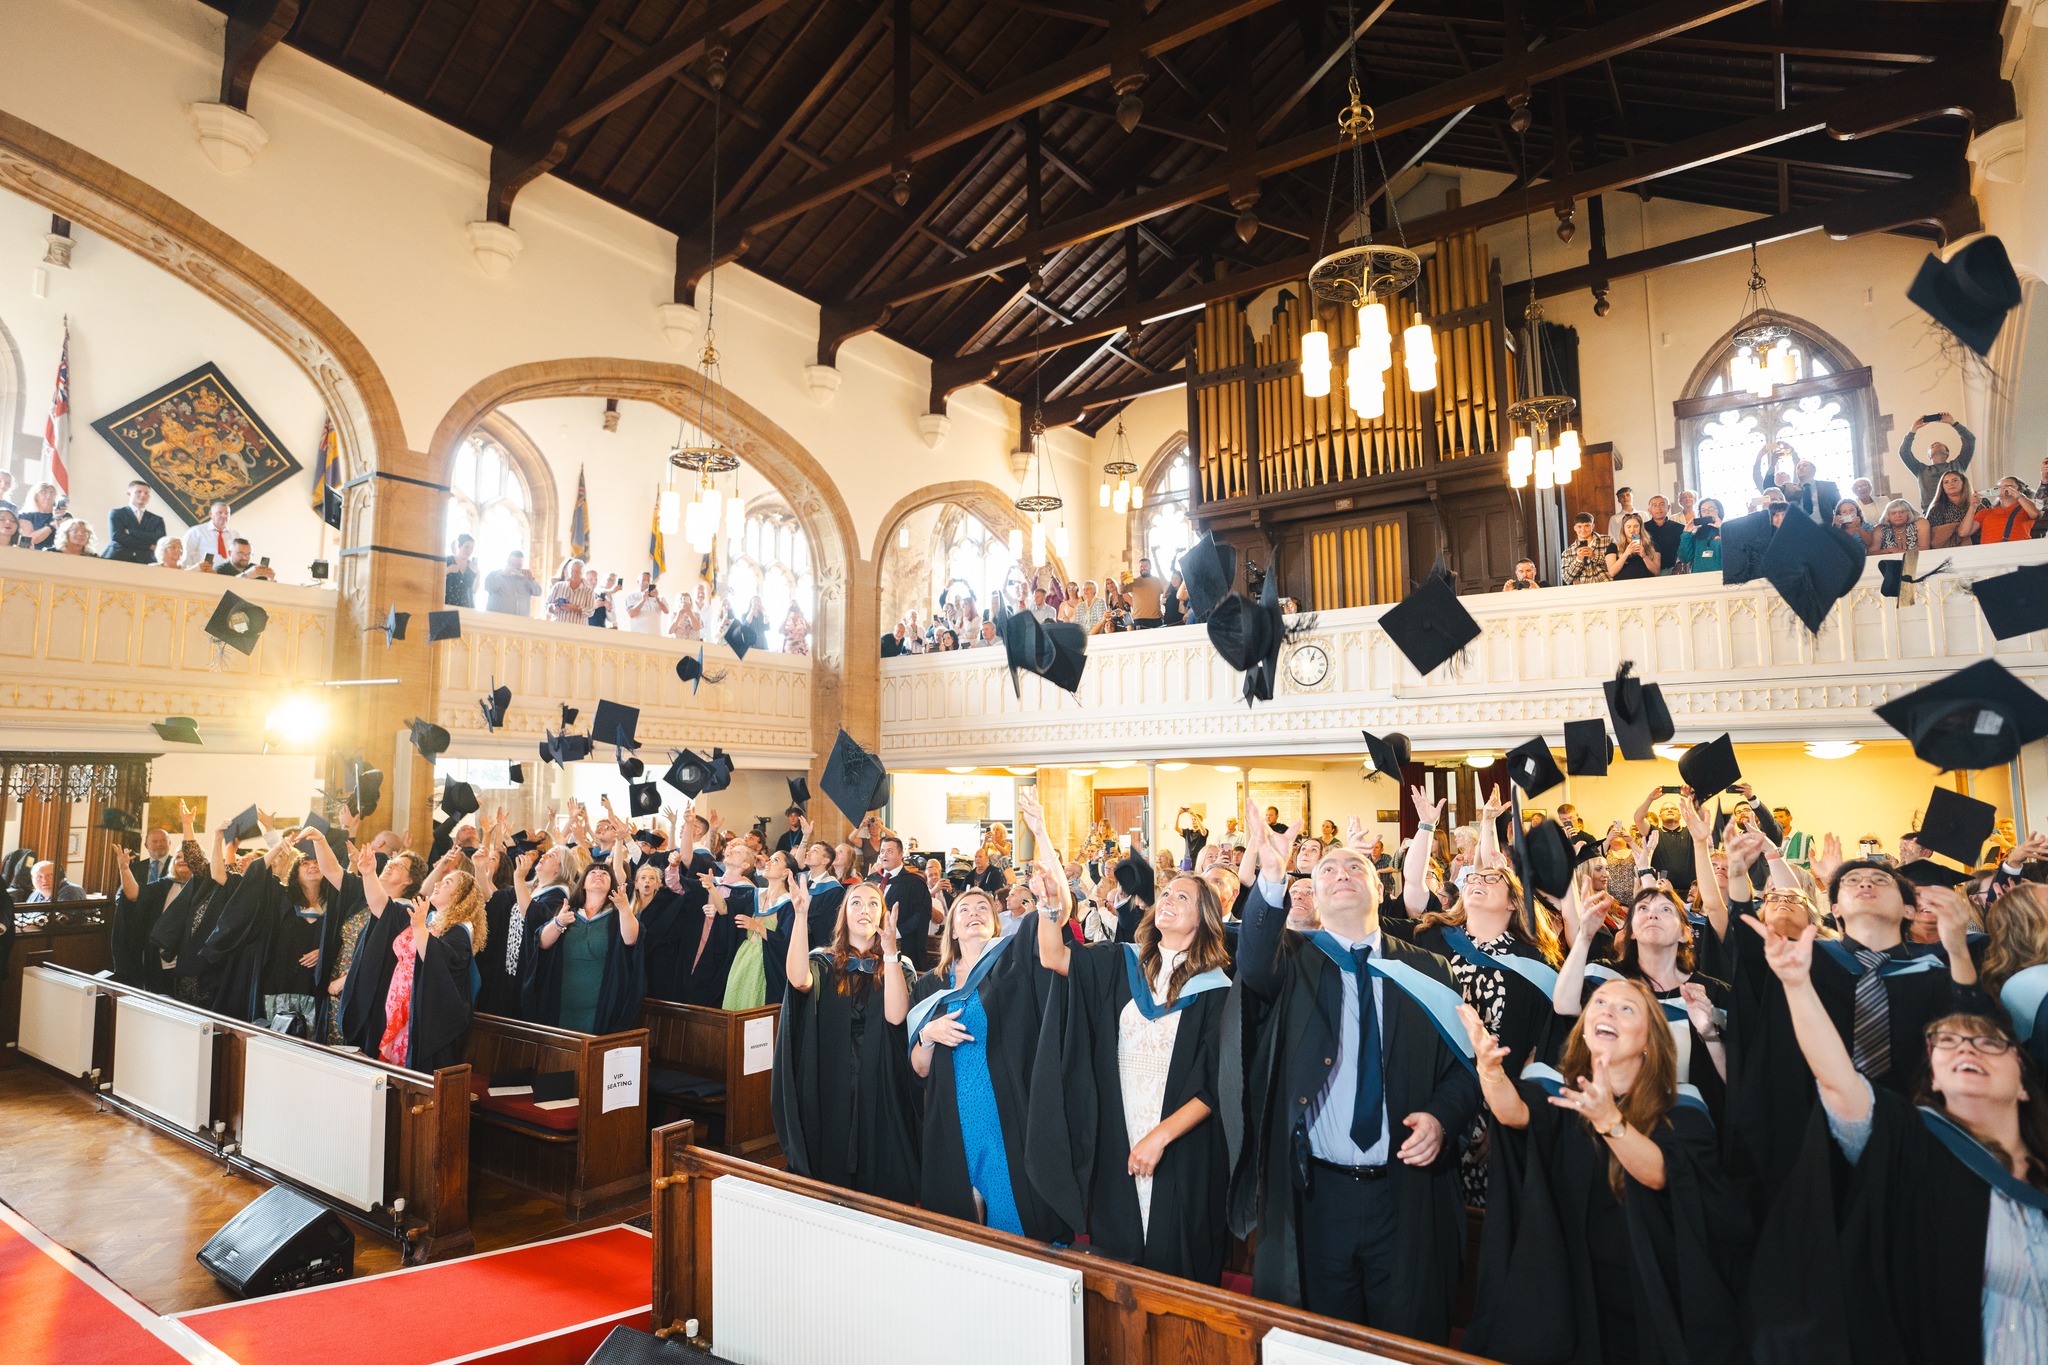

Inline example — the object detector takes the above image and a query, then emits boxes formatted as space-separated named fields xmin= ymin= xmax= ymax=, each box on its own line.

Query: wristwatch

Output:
xmin=1599 ymin=1118 xmax=1627 ymax=1140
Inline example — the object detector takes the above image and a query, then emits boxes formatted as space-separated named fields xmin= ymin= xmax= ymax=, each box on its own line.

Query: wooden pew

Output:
xmin=17 ymin=963 xmax=473 ymax=1261
xmin=463 ymin=1013 xmax=649 ymax=1217
xmin=638 ymin=999 xmax=779 ymax=1166
xmin=648 ymin=1122 xmax=1492 ymax=1365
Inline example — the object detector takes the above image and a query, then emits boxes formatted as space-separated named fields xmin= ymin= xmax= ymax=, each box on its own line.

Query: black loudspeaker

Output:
xmin=197 ymin=1186 xmax=354 ymax=1297
xmin=583 ymin=1326 xmax=741 ymax=1364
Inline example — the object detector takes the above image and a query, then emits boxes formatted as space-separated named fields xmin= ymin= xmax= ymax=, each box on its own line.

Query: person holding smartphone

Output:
xmin=1975 ymin=475 xmax=2039 ymax=543
xmin=213 ymin=536 xmax=275 ymax=580
xmin=1677 ymin=497 xmax=1725 ymax=573
xmin=1606 ymin=512 xmax=1661 ymax=581
xmin=1561 ymin=511 xmax=1615 ymax=585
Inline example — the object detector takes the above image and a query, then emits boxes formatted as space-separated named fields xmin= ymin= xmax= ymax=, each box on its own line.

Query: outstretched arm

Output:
xmin=1403 ymin=785 xmax=1443 ymax=915
xmin=783 ymin=877 xmax=813 ymax=994
xmin=1459 ymin=1004 xmax=1529 ymax=1129
xmin=1750 ymin=915 xmax=1868 ymax=1124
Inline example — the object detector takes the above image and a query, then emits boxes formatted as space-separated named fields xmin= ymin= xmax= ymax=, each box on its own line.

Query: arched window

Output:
xmin=1676 ymin=316 xmax=1877 ymax=518
xmin=447 ymin=432 xmax=532 ymax=570
xmin=930 ymin=508 xmax=1019 ymax=622
xmin=722 ymin=503 xmax=813 ymax=648
xmin=1141 ymin=442 xmax=1196 ymax=574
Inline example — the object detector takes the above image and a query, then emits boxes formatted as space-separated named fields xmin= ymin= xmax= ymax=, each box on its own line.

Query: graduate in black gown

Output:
xmin=522 ymin=857 xmax=645 ymax=1034
xmin=149 ymin=824 xmax=235 ymax=1008
xmin=112 ymin=838 xmax=201 ymax=992
xmin=1460 ymin=977 xmax=1753 ymax=1365
xmin=1746 ymin=915 xmax=2048 ymax=1364
xmin=794 ymin=837 xmax=848 ymax=944
xmin=1022 ymin=782 xmax=1232 ymax=1284
xmin=336 ymin=849 xmax=479 ymax=1070
xmin=907 ymin=885 xmax=1067 ymax=1241
xmin=674 ymin=846 xmax=751 ymax=1006
xmin=483 ymin=844 xmax=575 ymax=1019
xmin=771 ymin=878 xmax=920 ymax=1203
xmin=635 ymin=854 xmax=695 ymax=1003
xmin=471 ymin=837 xmax=525 ymax=1016
xmin=201 ymin=833 xmax=347 ymax=1035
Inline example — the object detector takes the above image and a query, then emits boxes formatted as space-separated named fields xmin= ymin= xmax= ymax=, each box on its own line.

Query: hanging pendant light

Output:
xmin=1728 ymin=243 xmax=1792 ymax=401
xmin=670 ymin=62 xmax=740 ymax=556
xmin=1301 ymin=322 xmax=1333 ymax=397
xmin=1099 ymin=418 xmax=1139 ymax=518
xmin=1502 ymin=123 xmax=1580 ymax=492
xmin=1014 ymin=403 xmax=1064 ymax=569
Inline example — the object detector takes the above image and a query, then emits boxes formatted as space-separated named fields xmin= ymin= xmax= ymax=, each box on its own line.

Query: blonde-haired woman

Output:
xmin=1869 ymin=497 xmax=1929 ymax=554
xmin=335 ymin=846 xmax=478 ymax=1069
xmin=1460 ymin=977 xmax=1751 ymax=1364
xmin=546 ymin=558 xmax=594 ymax=624
xmin=19 ymin=482 xmax=58 ymax=550
xmin=57 ymin=518 xmax=92 ymax=555
xmin=1925 ymin=468 xmax=1978 ymax=548
xmin=1984 ymin=881 xmax=2048 ymax=1077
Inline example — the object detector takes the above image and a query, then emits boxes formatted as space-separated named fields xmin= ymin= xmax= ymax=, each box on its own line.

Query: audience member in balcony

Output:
xmin=1898 ymin=410 xmax=1975 ymax=507
xmin=153 ymin=535 xmax=185 ymax=569
xmin=0 ymin=508 xmax=19 ymax=549
xmin=1027 ymin=586 xmax=1057 ymax=622
xmin=1852 ymin=476 xmax=1883 ymax=525
xmin=0 ymin=470 xmax=14 ymax=512
xmin=179 ymin=499 xmax=237 ymax=568
xmin=1501 ymin=559 xmax=1538 ymax=591
xmin=782 ymin=602 xmax=810 ymax=655
xmin=1925 ymin=469 xmax=1980 ymax=549
xmin=973 ymin=618 xmax=1000 ymax=647
xmin=545 ymin=558 xmax=595 ymax=625
xmin=20 ymin=482 xmax=60 ymax=550
xmin=1605 ymin=513 xmax=1660 ymax=581
xmin=1641 ymin=495 xmax=1685 ymax=571
xmin=485 ymin=549 xmax=542 ymax=616
xmin=56 ymin=518 xmax=93 ymax=556
xmin=1974 ymin=475 xmax=2039 ymax=544
xmin=1127 ymin=556 xmax=1166 ymax=629
xmin=666 ymin=590 xmax=701 ymax=640
xmin=1562 ymin=512 xmax=1614 ymax=585
xmin=102 ymin=481 xmax=164 ymax=564
xmin=1676 ymin=498 xmax=1724 ymax=574
xmin=213 ymin=538 xmax=275 ymax=579
xmin=1606 ymin=487 xmax=1636 ymax=543
xmin=739 ymin=596 xmax=770 ymax=651
xmin=25 ymin=860 xmax=84 ymax=903
xmin=1868 ymin=497 xmax=1928 ymax=554
xmin=1783 ymin=455 xmax=1840 ymax=524
xmin=1832 ymin=497 xmax=1872 ymax=546
xmin=620 ymin=571 xmax=667 ymax=634
xmin=444 ymin=534 xmax=476 ymax=608
xmin=1163 ymin=568 xmax=1188 ymax=626
xmin=879 ymin=620 xmax=909 ymax=657
xmin=523 ymin=856 xmax=644 ymax=1034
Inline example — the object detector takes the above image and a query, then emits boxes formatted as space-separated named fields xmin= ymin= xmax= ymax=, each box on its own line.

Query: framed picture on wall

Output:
xmin=1242 ymin=781 xmax=1310 ymax=833
xmin=89 ymin=363 xmax=304 ymax=525
xmin=946 ymin=790 xmax=991 ymax=825
xmin=145 ymin=795 xmax=206 ymax=834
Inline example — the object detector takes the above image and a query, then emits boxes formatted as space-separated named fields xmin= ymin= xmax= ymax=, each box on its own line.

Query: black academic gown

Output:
xmin=1024 ymin=942 xmax=1229 ymax=1283
xmin=802 ymin=878 xmax=847 ymax=945
xmin=475 ymin=887 xmax=527 ymax=1017
xmin=1464 ymin=1084 xmax=1753 ymax=1365
xmin=335 ymin=896 xmax=476 ymax=1071
xmin=112 ymin=877 xmax=178 ymax=991
xmin=674 ymin=883 xmax=747 ymax=1006
xmin=200 ymin=873 xmax=344 ymax=1027
xmin=636 ymin=885 xmax=694 ymax=1002
xmin=907 ymin=929 xmax=1069 ymax=1241
xmin=148 ymin=875 xmax=227 ymax=1004
xmin=770 ymin=950 xmax=922 ymax=1204
xmin=521 ymin=906 xmax=647 ymax=1034
xmin=872 ymin=867 xmax=933 ymax=972
xmin=1391 ymin=917 xmax=1557 ymax=1076
xmin=1220 ymin=883 xmax=1480 ymax=1344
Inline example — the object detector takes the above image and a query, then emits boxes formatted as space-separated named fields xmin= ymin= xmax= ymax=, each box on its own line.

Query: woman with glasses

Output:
xmin=1749 ymin=914 xmax=2047 ymax=1362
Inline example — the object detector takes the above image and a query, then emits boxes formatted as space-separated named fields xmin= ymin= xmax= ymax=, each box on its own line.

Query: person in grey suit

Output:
xmin=102 ymin=481 xmax=167 ymax=565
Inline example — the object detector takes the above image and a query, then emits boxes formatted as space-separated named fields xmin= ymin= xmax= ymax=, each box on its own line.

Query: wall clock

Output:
xmin=1285 ymin=642 xmax=1330 ymax=688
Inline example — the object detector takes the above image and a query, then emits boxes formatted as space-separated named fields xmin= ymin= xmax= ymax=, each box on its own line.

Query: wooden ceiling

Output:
xmin=212 ymin=0 xmax=2009 ymax=431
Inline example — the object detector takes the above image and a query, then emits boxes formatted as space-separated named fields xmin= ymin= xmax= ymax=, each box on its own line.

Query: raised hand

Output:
xmin=1408 ymin=784 xmax=1443 ymax=825
xmin=1744 ymin=913 xmax=1816 ymax=989
xmin=515 ymin=849 xmax=537 ymax=879
xmin=1457 ymin=1003 xmax=1510 ymax=1076
xmin=1812 ymin=833 xmax=1843 ymax=887
xmin=2007 ymin=831 xmax=2048 ymax=868
xmin=1481 ymin=784 xmax=1507 ymax=821
xmin=1678 ymin=981 xmax=1717 ymax=1037
xmin=881 ymin=907 xmax=900 ymax=955
xmin=1580 ymin=889 xmax=1618 ymax=932
xmin=1678 ymin=792 xmax=1709 ymax=841
xmin=1551 ymin=1055 xmax=1624 ymax=1133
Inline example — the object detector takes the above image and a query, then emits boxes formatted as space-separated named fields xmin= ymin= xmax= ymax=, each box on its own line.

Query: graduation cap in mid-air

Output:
xmin=342 ymin=756 xmax=383 ymax=818
xmin=373 ymin=605 xmax=409 ymax=646
xmin=1206 ymin=567 xmax=1310 ymax=706
xmin=98 ymin=807 xmax=139 ymax=835
xmin=675 ymin=646 xmax=726 ymax=693
xmin=1504 ymin=737 xmax=1565 ymax=800
xmin=1874 ymin=659 xmax=2048 ymax=771
xmin=1677 ymin=733 xmax=1741 ymax=802
xmin=662 ymin=749 xmax=713 ymax=799
xmin=480 ymin=684 xmax=512 ymax=731
xmin=205 ymin=591 xmax=270 ymax=656
xmin=1512 ymin=813 xmax=1576 ymax=900
xmin=153 ymin=716 xmax=203 ymax=745
xmin=590 ymin=699 xmax=640 ymax=751
xmin=1179 ymin=532 xmax=1238 ymax=623
xmin=559 ymin=705 xmax=579 ymax=729
xmin=1000 ymin=610 xmax=1088 ymax=696
xmin=1114 ymin=849 xmax=1156 ymax=906
xmin=1715 ymin=509 xmax=1778 ymax=587
xmin=628 ymin=782 xmax=662 ymax=818
xmin=508 ymin=762 xmax=525 ymax=786
xmin=440 ymin=778 xmax=479 ymax=820
xmin=224 ymin=805 xmax=264 ymax=843
xmin=539 ymin=730 xmax=594 ymax=767
xmin=821 ymin=729 xmax=890 ymax=825
xmin=723 ymin=620 xmax=753 ymax=660
xmin=617 ymin=747 xmax=645 ymax=780
xmin=787 ymin=776 xmax=810 ymax=815
xmin=426 ymin=610 xmax=462 ymax=643
xmin=407 ymin=717 xmax=451 ymax=760
xmin=704 ymin=748 xmax=736 ymax=794
xmin=1564 ymin=719 xmax=1614 ymax=777
xmin=1361 ymin=729 xmax=1410 ymax=780
xmin=1916 ymin=784 xmax=1997 ymax=869
xmin=1758 ymin=507 xmax=1867 ymax=634
xmin=1604 ymin=662 xmax=1675 ymax=762
xmin=1377 ymin=570 xmax=1480 ymax=679
xmin=1908 ymin=234 xmax=2022 ymax=358
xmin=1966 ymin=561 xmax=2048 ymax=641
xmin=1896 ymin=858 xmax=1971 ymax=889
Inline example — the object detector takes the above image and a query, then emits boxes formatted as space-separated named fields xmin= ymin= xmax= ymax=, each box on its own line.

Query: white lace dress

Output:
xmin=1116 ymin=946 xmax=1186 ymax=1235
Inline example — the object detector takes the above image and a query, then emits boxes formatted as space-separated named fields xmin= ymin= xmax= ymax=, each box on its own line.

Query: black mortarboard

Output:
xmin=299 ymin=810 xmax=338 ymax=853
xmin=1114 ymin=849 xmax=1156 ymax=905
xmin=508 ymin=762 xmax=525 ymax=785
xmin=1968 ymin=561 xmax=2048 ymax=641
xmin=1896 ymin=858 xmax=1971 ymax=889
xmin=440 ymin=777 xmax=478 ymax=819
xmin=1677 ymin=733 xmax=1741 ymax=802
xmin=1759 ymin=507 xmax=1866 ymax=634
xmin=540 ymin=730 xmax=593 ymax=766
xmin=560 ymin=705 xmax=579 ymax=728
xmin=1716 ymin=509 xmax=1780 ymax=587
xmin=1874 ymin=659 xmax=2048 ymax=771
xmin=480 ymin=684 xmax=512 ymax=731
xmin=426 ymin=610 xmax=462 ymax=643
xmin=590 ymin=699 xmax=639 ymax=751
xmin=1504 ymin=738 xmax=1565 ymax=799
xmin=675 ymin=646 xmax=725 ymax=693
xmin=723 ymin=620 xmax=752 ymax=660
xmin=1917 ymin=785 xmax=1996 ymax=869
xmin=375 ymin=605 xmax=408 ymax=646
xmin=821 ymin=728 xmax=889 ymax=825
xmin=633 ymin=829 xmax=664 ymax=848
xmin=1000 ymin=610 xmax=1089 ymax=695
xmin=628 ymin=782 xmax=662 ymax=818
xmin=343 ymin=757 xmax=383 ymax=818
xmin=788 ymin=776 xmax=810 ymax=813
xmin=153 ymin=716 xmax=202 ymax=745
xmin=1604 ymin=662 xmax=1675 ymax=762
xmin=1514 ymin=814 xmax=1575 ymax=900
xmin=205 ymin=591 xmax=269 ymax=656
xmin=1361 ymin=729 xmax=1410 ymax=780
xmin=1908 ymin=234 xmax=2021 ymax=357
xmin=618 ymin=747 xmax=645 ymax=780
xmin=407 ymin=717 xmax=450 ymax=759
xmin=1564 ymin=719 xmax=1614 ymax=776
xmin=704 ymin=748 xmax=735 ymax=794
xmin=532 ymin=1071 xmax=577 ymax=1104
xmin=225 ymin=805 xmax=263 ymax=842
xmin=663 ymin=749 xmax=711 ymax=798
xmin=99 ymin=807 xmax=139 ymax=834
xmin=1179 ymin=531 xmax=1237 ymax=623
xmin=1378 ymin=572 xmax=1479 ymax=678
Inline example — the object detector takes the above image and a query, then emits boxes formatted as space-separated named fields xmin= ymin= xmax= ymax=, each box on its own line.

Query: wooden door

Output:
xmin=1095 ymin=789 xmax=1147 ymax=846
xmin=1568 ymin=441 xmax=1618 ymax=531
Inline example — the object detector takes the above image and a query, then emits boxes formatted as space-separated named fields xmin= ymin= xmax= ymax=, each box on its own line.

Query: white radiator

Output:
xmin=17 ymin=966 xmax=97 ymax=1076
xmin=711 ymin=1179 xmax=1082 ymax=1365
xmin=1262 ymin=1327 xmax=1407 ymax=1365
xmin=111 ymin=994 xmax=215 ymax=1133
xmin=240 ymin=1034 xmax=392 ymax=1210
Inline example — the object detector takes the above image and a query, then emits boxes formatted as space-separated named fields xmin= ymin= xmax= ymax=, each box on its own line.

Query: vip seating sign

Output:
xmin=89 ymin=362 xmax=303 ymax=524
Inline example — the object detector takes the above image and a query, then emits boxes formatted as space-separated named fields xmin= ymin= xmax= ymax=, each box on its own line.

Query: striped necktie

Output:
xmin=1850 ymin=944 xmax=1892 ymax=1080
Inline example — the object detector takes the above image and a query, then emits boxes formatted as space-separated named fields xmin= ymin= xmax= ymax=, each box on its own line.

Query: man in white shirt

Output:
xmin=1606 ymin=486 xmax=1636 ymax=543
xmin=181 ymin=499 xmax=238 ymax=570
xmin=623 ymin=572 xmax=668 ymax=635
xmin=1027 ymin=587 xmax=1057 ymax=622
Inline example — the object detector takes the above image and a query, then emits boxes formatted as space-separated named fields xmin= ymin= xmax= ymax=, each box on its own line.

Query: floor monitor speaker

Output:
xmin=196 ymin=1185 xmax=353 ymax=1297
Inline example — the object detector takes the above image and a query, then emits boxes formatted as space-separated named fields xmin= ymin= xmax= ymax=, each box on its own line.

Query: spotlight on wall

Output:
xmin=1804 ymin=741 xmax=1861 ymax=760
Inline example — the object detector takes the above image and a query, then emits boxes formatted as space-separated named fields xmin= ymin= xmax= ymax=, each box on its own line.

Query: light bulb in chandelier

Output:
xmin=1350 ymin=369 xmax=1385 ymax=420
xmin=1359 ymin=302 xmax=1392 ymax=373
xmin=1054 ymin=524 xmax=1070 ymax=559
xmin=1301 ymin=323 xmax=1333 ymax=398
xmin=1403 ymin=321 xmax=1437 ymax=392
xmin=1112 ymin=485 xmax=1129 ymax=516
xmin=1534 ymin=448 xmax=1554 ymax=490
xmin=1509 ymin=434 xmax=1533 ymax=480
xmin=1030 ymin=522 xmax=1046 ymax=567
xmin=658 ymin=488 xmax=682 ymax=535
xmin=1129 ymin=482 xmax=1142 ymax=509
xmin=1770 ymin=338 xmax=1796 ymax=386
xmin=1098 ymin=481 xmax=1111 ymax=508
xmin=1554 ymin=453 xmax=1573 ymax=485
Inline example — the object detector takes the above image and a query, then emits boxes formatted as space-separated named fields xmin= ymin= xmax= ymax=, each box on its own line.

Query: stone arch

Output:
xmin=467 ymin=410 xmax=562 ymax=577
xmin=0 ymin=309 xmax=23 ymax=476
xmin=872 ymin=478 xmax=1070 ymax=629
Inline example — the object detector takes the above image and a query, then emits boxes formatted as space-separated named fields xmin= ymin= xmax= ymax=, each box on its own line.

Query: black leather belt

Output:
xmin=1310 ymin=1156 xmax=1390 ymax=1180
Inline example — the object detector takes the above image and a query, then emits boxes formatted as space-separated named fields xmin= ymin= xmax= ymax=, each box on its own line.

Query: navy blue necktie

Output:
xmin=1350 ymin=944 xmax=1384 ymax=1150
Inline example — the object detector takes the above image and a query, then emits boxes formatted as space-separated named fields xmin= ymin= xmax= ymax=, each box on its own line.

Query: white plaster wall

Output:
xmin=889 ymin=770 xmax=1015 ymax=859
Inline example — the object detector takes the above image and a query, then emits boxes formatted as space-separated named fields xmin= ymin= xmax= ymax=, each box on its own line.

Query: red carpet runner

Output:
xmin=0 ymin=1202 xmax=234 ymax=1365
xmin=176 ymin=1226 xmax=653 ymax=1365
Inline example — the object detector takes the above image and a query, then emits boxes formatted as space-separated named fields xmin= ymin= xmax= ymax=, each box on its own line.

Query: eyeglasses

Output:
xmin=1761 ymin=889 xmax=1808 ymax=904
xmin=1838 ymin=871 xmax=1896 ymax=891
xmin=1926 ymin=1031 xmax=2013 ymax=1056
xmin=1466 ymin=869 xmax=1511 ymax=886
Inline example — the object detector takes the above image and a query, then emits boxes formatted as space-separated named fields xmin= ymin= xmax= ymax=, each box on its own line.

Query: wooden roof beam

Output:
xmin=1040 ymin=365 xmax=1188 ymax=428
xmin=218 ymin=0 xmax=300 ymax=111
xmin=486 ymin=0 xmax=800 ymax=224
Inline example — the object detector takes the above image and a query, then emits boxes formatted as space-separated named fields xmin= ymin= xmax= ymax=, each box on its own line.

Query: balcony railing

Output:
xmin=433 ymin=608 xmax=814 ymax=762
xmin=878 ymin=541 xmax=2047 ymax=766
xmin=0 ymin=548 xmax=335 ymax=752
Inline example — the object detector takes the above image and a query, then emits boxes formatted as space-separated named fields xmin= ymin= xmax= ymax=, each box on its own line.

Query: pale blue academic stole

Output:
xmin=1121 ymin=943 xmax=1229 ymax=1021
xmin=1439 ymin=924 xmax=1560 ymax=996
xmin=1307 ymin=930 xmax=1476 ymax=1074
xmin=2001 ymin=963 xmax=2048 ymax=1045
xmin=1918 ymin=1105 xmax=2048 ymax=1213
xmin=904 ymin=929 xmax=1015 ymax=1054
xmin=1521 ymin=1062 xmax=1710 ymax=1120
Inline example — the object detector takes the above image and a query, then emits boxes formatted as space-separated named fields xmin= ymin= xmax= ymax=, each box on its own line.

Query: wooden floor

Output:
xmin=0 ymin=1061 xmax=649 ymax=1314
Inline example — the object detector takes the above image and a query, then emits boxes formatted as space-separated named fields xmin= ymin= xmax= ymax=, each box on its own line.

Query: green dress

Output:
xmin=722 ymin=902 xmax=781 ymax=1010
xmin=558 ymin=912 xmax=612 ymax=1033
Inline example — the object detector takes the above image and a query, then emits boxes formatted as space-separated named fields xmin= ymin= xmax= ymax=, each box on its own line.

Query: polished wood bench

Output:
xmin=639 ymin=999 xmax=779 ymax=1166
xmin=463 ymin=1012 xmax=649 ymax=1217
